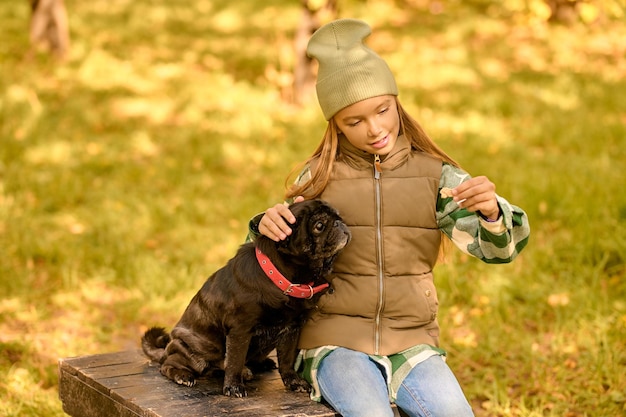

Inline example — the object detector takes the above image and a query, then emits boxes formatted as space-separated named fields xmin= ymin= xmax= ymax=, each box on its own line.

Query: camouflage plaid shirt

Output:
xmin=436 ymin=163 xmax=529 ymax=263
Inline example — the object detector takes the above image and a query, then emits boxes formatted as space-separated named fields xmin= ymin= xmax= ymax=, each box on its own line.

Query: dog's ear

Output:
xmin=277 ymin=201 xmax=313 ymax=255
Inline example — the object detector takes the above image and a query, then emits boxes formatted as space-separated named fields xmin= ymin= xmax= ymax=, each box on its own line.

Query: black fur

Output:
xmin=141 ymin=200 xmax=350 ymax=397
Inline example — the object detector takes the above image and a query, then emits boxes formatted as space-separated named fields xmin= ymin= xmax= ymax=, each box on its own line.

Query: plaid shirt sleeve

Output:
xmin=436 ymin=163 xmax=530 ymax=264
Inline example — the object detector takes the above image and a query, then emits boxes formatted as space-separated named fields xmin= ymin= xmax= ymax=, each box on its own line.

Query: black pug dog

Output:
xmin=141 ymin=199 xmax=351 ymax=397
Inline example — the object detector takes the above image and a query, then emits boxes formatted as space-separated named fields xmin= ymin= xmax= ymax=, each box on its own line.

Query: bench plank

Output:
xmin=58 ymin=350 xmax=339 ymax=417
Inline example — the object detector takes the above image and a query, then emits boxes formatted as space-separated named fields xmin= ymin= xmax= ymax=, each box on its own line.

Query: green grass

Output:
xmin=1 ymin=1 xmax=625 ymax=416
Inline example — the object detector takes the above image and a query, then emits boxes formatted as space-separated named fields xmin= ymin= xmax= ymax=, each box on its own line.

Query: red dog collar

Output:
xmin=255 ymin=247 xmax=329 ymax=299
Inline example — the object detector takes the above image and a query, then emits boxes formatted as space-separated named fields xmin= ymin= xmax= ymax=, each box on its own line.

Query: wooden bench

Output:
xmin=58 ymin=350 xmax=340 ymax=417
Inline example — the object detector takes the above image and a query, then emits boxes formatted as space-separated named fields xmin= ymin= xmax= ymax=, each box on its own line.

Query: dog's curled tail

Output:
xmin=141 ymin=326 xmax=170 ymax=363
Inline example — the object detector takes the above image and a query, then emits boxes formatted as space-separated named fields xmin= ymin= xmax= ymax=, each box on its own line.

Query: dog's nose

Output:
xmin=335 ymin=220 xmax=347 ymax=229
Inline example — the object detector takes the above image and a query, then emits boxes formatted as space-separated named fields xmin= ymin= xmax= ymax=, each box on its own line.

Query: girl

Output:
xmin=249 ymin=18 xmax=530 ymax=417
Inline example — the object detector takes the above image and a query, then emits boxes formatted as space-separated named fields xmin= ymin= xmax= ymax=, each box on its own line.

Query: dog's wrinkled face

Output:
xmin=279 ymin=200 xmax=351 ymax=261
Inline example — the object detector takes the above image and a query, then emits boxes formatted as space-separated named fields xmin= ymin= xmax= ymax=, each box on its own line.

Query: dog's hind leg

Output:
xmin=159 ymin=338 xmax=209 ymax=387
xmin=155 ymin=326 xmax=225 ymax=387
xmin=160 ymin=359 xmax=197 ymax=387
xmin=161 ymin=344 xmax=201 ymax=386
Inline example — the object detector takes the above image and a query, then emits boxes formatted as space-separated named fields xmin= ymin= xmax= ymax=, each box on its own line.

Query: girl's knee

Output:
xmin=433 ymin=402 xmax=474 ymax=417
xmin=330 ymin=401 xmax=395 ymax=417
xmin=318 ymin=348 xmax=394 ymax=417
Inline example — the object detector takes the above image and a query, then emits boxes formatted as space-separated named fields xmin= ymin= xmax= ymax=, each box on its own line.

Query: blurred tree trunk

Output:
xmin=29 ymin=0 xmax=70 ymax=59
xmin=544 ymin=0 xmax=579 ymax=23
xmin=293 ymin=0 xmax=338 ymax=105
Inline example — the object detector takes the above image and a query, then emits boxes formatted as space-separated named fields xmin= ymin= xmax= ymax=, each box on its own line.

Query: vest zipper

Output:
xmin=373 ymin=154 xmax=384 ymax=355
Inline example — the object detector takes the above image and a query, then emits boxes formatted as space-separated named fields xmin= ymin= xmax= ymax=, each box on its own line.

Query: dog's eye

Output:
xmin=313 ymin=221 xmax=325 ymax=233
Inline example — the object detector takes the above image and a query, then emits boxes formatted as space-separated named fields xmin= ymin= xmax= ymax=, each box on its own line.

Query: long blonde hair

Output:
xmin=285 ymin=97 xmax=459 ymax=200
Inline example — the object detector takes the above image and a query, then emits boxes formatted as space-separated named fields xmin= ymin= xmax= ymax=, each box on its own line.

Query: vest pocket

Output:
xmin=385 ymin=275 xmax=439 ymax=326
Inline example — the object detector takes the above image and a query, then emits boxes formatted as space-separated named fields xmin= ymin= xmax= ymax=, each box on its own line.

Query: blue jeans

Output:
xmin=316 ymin=347 xmax=474 ymax=417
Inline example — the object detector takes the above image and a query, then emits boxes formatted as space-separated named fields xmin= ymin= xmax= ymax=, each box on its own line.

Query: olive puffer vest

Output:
xmin=298 ymin=135 xmax=443 ymax=355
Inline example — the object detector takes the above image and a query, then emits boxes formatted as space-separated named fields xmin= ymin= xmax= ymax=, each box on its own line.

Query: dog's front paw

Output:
xmin=223 ymin=382 xmax=248 ymax=397
xmin=282 ymin=373 xmax=311 ymax=393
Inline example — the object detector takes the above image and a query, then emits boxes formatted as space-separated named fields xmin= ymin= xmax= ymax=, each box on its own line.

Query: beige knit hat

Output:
xmin=307 ymin=18 xmax=398 ymax=120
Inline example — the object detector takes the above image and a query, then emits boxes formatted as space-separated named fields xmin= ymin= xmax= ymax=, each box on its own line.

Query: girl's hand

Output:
xmin=452 ymin=176 xmax=500 ymax=220
xmin=258 ymin=196 xmax=305 ymax=241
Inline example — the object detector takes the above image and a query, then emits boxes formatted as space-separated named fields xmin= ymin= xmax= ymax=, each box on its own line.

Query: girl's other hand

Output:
xmin=258 ymin=196 xmax=305 ymax=241
xmin=452 ymin=176 xmax=500 ymax=220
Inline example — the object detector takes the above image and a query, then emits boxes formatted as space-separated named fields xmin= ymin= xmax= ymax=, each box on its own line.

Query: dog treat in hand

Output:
xmin=439 ymin=187 xmax=454 ymax=198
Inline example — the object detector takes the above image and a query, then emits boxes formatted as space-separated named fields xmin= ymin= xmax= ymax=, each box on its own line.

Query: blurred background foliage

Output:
xmin=1 ymin=0 xmax=625 ymax=416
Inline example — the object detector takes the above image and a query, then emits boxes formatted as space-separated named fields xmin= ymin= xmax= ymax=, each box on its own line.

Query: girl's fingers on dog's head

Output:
xmin=272 ymin=203 xmax=296 ymax=226
xmin=276 ymin=211 xmax=296 ymax=239
xmin=260 ymin=209 xmax=294 ymax=241
xmin=259 ymin=218 xmax=284 ymax=241
xmin=266 ymin=203 xmax=296 ymax=224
